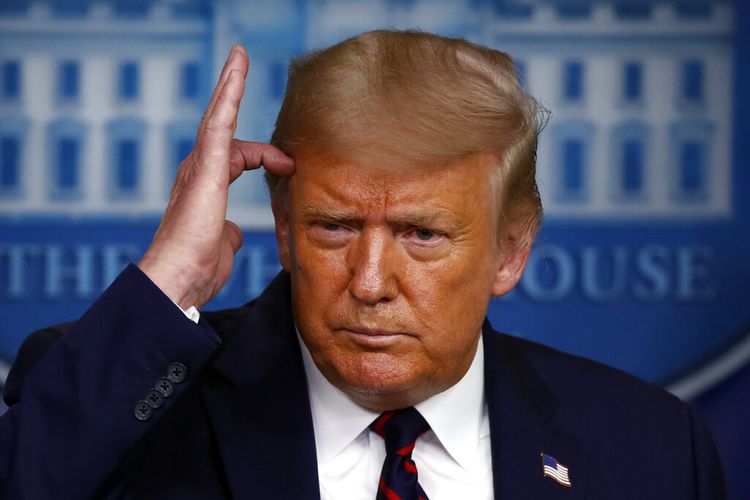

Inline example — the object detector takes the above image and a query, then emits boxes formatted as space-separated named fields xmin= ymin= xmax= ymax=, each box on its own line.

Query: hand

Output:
xmin=138 ymin=46 xmax=294 ymax=310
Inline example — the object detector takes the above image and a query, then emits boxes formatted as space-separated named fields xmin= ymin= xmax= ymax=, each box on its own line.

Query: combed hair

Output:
xmin=267 ymin=29 xmax=545 ymax=248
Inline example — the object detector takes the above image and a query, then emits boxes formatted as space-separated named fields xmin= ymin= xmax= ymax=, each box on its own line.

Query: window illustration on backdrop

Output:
xmin=107 ymin=118 xmax=145 ymax=199
xmin=0 ymin=117 xmax=27 ymax=198
xmin=676 ymin=2 xmax=712 ymax=19
xmin=681 ymin=60 xmax=704 ymax=105
xmin=553 ymin=120 xmax=595 ymax=202
xmin=179 ymin=61 xmax=200 ymax=101
xmin=47 ymin=119 xmax=86 ymax=200
xmin=555 ymin=3 xmax=591 ymax=19
xmin=117 ymin=61 xmax=139 ymax=102
xmin=1 ymin=61 xmax=21 ymax=102
xmin=57 ymin=61 xmax=80 ymax=103
xmin=670 ymin=120 xmax=713 ymax=203
xmin=614 ymin=2 xmax=652 ymax=20
xmin=52 ymin=0 xmax=89 ymax=17
xmin=611 ymin=121 xmax=649 ymax=200
xmin=113 ymin=0 xmax=149 ymax=18
xmin=562 ymin=61 xmax=584 ymax=103
xmin=622 ymin=62 xmax=643 ymax=104
xmin=0 ymin=137 xmax=20 ymax=193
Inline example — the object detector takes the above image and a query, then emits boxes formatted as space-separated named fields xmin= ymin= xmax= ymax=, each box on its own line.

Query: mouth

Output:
xmin=339 ymin=327 xmax=410 ymax=348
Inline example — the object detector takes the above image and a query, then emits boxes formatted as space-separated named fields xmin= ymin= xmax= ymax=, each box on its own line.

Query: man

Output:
xmin=0 ymin=31 xmax=724 ymax=499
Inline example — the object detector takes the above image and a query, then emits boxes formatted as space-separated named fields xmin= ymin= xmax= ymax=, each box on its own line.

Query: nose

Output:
xmin=348 ymin=229 xmax=399 ymax=304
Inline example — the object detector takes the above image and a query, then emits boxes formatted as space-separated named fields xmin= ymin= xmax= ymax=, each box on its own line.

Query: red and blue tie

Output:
xmin=370 ymin=407 xmax=431 ymax=500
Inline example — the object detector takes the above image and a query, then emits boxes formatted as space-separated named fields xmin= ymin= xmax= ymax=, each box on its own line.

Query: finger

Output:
xmin=223 ymin=220 xmax=244 ymax=254
xmin=197 ymin=68 xmax=245 ymax=168
xmin=228 ymin=139 xmax=295 ymax=182
xmin=202 ymin=46 xmax=248 ymax=129
xmin=197 ymin=46 xmax=249 ymax=142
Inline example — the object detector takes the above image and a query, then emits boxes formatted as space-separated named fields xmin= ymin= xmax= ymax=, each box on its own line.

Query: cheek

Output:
xmin=408 ymin=246 xmax=497 ymax=302
xmin=291 ymin=234 xmax=349 ymax=287
xmin=401 ymin=249 xmax=496 ymax=344
xmin=288 ymin=235 xmax=351 ymax=325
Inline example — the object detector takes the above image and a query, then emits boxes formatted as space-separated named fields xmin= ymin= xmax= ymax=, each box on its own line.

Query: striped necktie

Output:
xmin=370 ymin=407 xmax=431 ymax=500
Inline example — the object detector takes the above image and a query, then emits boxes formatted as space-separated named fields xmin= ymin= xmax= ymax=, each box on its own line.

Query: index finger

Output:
xmin=197 ymin=46 xmax=249 ymax=143
xmin=230 ymin=140 xmax=295 ymax=183
xmin=195 ymin=68 xmax=246 ymax=172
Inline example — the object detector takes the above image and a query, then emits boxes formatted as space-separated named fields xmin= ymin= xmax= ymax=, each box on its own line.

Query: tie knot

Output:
xmin=370 ymin=407 xmax=430 ymax=456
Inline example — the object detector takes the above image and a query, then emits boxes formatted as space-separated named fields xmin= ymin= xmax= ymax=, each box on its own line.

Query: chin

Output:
xmin=332 ymin=352 xmax=431 ymax=409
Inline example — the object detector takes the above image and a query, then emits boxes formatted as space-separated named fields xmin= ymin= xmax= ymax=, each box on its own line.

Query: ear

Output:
xmin=271 ymin=196 xmax=293 ymax=271
xmin=491 ymin=239 xmax=532 ymax=298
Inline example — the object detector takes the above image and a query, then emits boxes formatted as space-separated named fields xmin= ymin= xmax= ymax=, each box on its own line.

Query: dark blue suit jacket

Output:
xmin=1 ymin=265 xmax=725 ymax=499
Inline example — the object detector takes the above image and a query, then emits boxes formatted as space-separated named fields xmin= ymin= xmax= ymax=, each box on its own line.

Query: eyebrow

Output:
xmin=300 ymin=204 xmax=457 ymax=230
xmin=387 ymin=211 xmax=448 ymax=229
xmin=300 ymin=205 xmax=358 ymax=222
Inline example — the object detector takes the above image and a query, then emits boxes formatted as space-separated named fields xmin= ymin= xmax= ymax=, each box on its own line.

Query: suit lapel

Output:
xmin=201 ymin=272 xmax=321 ymax=499
xmin=483 ymin=323 xmax=587 ymax=500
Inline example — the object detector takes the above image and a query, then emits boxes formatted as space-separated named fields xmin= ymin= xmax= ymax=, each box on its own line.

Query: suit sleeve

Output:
xmin=687 ymin=404 xmax=727 ymax=500
xmin=0 ymin=264 xmax=221 ymax=500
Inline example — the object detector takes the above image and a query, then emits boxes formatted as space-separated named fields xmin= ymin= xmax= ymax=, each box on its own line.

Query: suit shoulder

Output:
xmin=488 ymin=333 xmax=726 ymax=497
xmin=496 ymin=332 xmax=685 ymax=413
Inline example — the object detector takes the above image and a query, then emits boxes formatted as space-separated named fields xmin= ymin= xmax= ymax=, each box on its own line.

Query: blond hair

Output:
xmin=267 ymin=30 xmax=544 ymax=247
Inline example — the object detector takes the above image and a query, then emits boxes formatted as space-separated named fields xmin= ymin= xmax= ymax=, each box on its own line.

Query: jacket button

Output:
xmin=134 ymin=400 xmax=153 ymax=421
xmin=166 ymin=362 xmax=188 ymax=383
xmin=155 ymin=377 xmax=175 ymax=397
xmin=145 ymin=389 xmax=165 ymax=408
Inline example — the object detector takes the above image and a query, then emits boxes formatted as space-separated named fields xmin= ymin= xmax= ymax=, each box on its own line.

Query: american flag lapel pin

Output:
xmin=540 ymin=452 xmax=572 ymax=488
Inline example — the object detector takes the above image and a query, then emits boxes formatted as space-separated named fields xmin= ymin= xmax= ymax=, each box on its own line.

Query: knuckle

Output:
xmin=204 ymin=115 xmax=236 ymax=134
xmin=177 ymin=155 xmax=194 ymax=176
xmin=196 ymin=146 xmax=228 ymax=168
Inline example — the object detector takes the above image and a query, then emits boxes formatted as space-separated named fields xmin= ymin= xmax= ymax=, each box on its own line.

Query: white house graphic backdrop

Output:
xmin=1 ymin=1 xmax=748 ymax=497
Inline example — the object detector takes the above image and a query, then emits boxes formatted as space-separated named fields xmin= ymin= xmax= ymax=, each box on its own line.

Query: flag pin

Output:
xmin=541 ymin=452 xmax=572 ymax=487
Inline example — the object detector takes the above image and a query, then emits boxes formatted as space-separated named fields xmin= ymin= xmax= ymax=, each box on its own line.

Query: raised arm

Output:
xmin=0 ymin=46 xmax=293 ymax=498
xmin=139 ymin=45 xmax=294 ymax=310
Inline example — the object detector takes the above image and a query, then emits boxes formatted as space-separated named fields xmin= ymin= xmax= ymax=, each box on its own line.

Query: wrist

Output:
xmin=138 ymin=254 xmax=206 ymax=310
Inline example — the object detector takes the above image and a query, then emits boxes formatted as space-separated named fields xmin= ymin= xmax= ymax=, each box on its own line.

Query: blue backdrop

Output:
xmin=0 ymin=0 xmax=747 ymax=497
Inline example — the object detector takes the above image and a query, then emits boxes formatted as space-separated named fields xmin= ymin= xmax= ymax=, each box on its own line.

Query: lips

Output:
xmin=339 ymin=326 xmax=411 ymax=347
xmin=345 ymin=327 xmax=403 ymax=337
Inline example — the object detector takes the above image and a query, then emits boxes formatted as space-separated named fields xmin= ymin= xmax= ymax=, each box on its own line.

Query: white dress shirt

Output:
xmin=299 ymin=335 xmax=493 ymax=500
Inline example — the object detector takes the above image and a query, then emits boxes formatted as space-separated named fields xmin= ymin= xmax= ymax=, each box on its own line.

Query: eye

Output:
xmin=308 ymin=220 xmax=353 ymax=248
xmin=406 ymin=227 xmax=444 ymax=246
xmin=322 ymin=222 xmax=342 ymax=231
xmin=403 ymin=226 xmax=447 ymax=258
xmin=415 ymin=228 xmax=436 ymax=241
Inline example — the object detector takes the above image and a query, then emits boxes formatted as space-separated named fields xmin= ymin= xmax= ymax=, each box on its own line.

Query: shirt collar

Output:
xmin=298 ymin=332 xmax=380 ymax=466
xmin=298 ymin=330 xmax=486 ymax=471
xmin=415 ymin=337 xmax=486 ymax=471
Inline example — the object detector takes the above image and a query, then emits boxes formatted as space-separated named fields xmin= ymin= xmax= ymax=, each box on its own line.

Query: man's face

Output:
xmin=274 ymin=148 xmax=527 ymax=410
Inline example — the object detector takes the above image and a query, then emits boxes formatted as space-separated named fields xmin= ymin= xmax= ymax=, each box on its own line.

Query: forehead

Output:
xmin=289 ymin=148 xmax=497 ymax=215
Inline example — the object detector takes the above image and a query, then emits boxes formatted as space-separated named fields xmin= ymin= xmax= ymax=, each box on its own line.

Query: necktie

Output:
xmin=370 ymin=407 xmax=431 ymax=500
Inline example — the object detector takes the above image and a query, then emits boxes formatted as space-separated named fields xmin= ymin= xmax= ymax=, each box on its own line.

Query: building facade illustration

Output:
xmin=0 ymin=0 xmax=734 ymax=225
